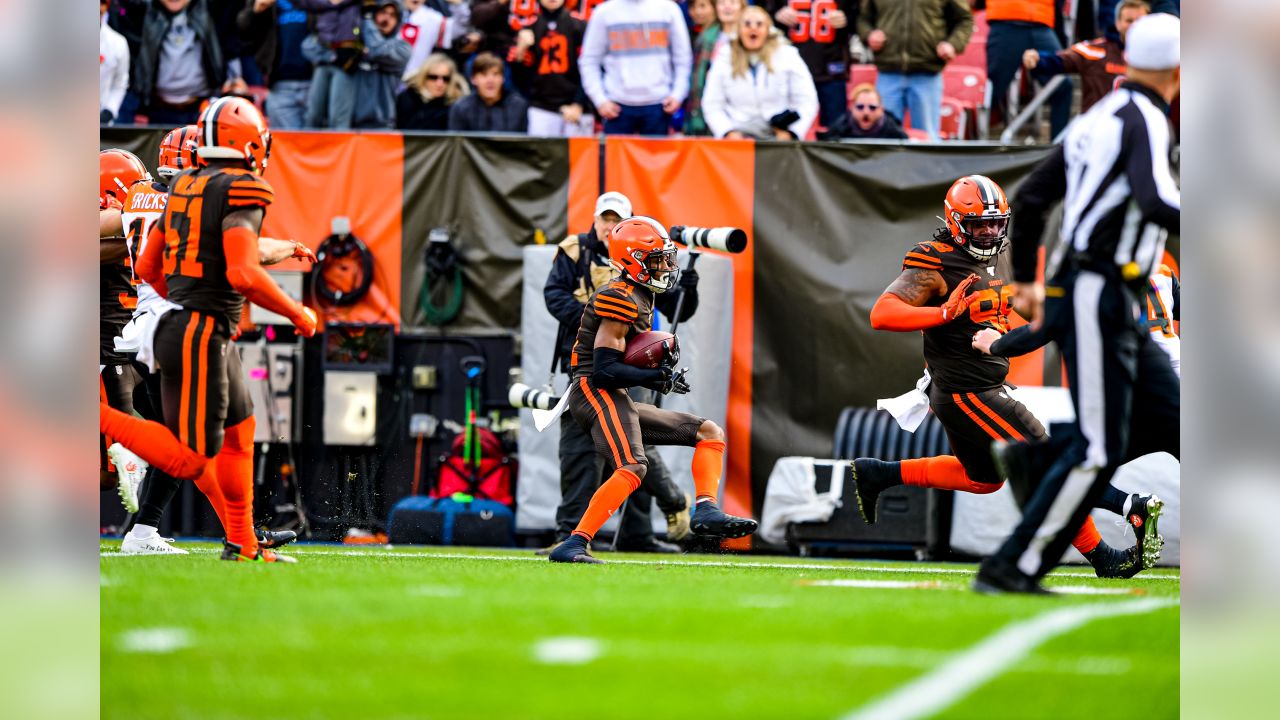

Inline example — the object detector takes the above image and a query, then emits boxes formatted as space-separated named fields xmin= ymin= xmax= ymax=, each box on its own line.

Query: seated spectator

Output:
xmin=701 ymin=6 xmax=818 ymax=140
xmin=238 ymin=0 xmax=315 ymax=131
xmin=396 ymin=53 xmax=469 ymax=129
xmin=352 ymin=1 xmax=411 ymax=128
xmin=579 ymin=0 xmax=692 ymax=135
xmin=131 ymin=0 xmax=237 ymax=125
xmin=448 ymin=52 xmax=529 ymax=131
xmin=509 ymin=0 xmax=593 ymax=137
xmin=101 ymin=0 xmax=130 ymax=125
xmin=297 ymin=0 xmax=364 ymax=129
xmin=1023 ymin=0 xmax=1148 ymax=113
xmin=683 ymin=0 xmax=745 ymax=136
xmin=817 ymin=83 xmax=909 ymax=140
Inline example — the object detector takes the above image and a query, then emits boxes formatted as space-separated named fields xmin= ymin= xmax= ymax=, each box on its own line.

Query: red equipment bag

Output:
xmin=430 ymin=428 xmax=515 ymax=507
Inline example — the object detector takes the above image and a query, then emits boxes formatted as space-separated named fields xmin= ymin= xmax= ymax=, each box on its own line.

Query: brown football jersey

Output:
xmin=569 ymin=278 xmax=655 ymax=379
xmin=159 ymin=166 xmax=274 ymax=329
xmin=903 ymin=239 xmax=1015 ymax=393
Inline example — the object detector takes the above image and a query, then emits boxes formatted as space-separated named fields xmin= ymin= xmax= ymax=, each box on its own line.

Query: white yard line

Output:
xmin=837 ymin=597 xmax=1179 ymax=720
xmin=98 ymin=546 xmax=1179 ymax=580
xmin=117 ymin=627 xmax=192 ymax=654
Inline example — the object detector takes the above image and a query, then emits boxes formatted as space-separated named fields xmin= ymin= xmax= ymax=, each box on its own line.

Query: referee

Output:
xmin=974 ymin=13 xmax=1182 ymax=594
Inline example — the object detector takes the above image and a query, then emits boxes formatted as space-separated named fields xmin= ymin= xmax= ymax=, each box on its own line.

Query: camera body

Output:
xmin=669 ymin=226 xmax=748 ymax=254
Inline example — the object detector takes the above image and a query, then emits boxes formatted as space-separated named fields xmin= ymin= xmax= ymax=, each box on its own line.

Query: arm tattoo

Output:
xmin=884 ymin=268 xmax=945 ymax=307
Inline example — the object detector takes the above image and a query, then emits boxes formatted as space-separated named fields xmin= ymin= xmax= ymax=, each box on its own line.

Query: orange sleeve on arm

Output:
xmin=869 ymin=292 xmax=945 ymax=332
xmin=136 ymin=223 xmax=168 ymax=297
xmin=223 ymin=226 xmax=306 ymax=324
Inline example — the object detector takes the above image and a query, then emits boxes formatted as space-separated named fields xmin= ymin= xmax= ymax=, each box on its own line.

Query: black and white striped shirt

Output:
xmin=1011 ymin=82 xmax=1180 ymax=283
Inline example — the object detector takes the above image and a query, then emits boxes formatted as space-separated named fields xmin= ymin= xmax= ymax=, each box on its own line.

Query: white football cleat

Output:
xmin=107 ymin=443 xmax=147 ymax=514
xmin=121 ymin=527 xmax=188 ymax=555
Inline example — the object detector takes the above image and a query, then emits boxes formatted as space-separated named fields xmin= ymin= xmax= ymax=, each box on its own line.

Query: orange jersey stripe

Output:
xmin=596 ymin=295 xmax=638 ymax=310
xmin=966 ymin=393 xmax=1026 ymax=442
xmin=953 ymin=393 xmax=1005 ymax=441
xmin=194 ymin=315 xmax=214 ymax=455
xmin=596 ymin=310 xmax=635 ymax=323
xmin=903 ymin=260 xmax=943 ymax=270
xmin=596 ymin=386 xmax=638 ymax=465
xmin=905 ymin=252 xmax=942 ymax=265
xmin=179 ymin=313 xmax=200 ymax=448
xmin=580 ymin=377 xmax=624 ymax=468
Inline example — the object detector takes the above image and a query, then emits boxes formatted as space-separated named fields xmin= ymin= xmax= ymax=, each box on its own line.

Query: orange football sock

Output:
xmin=214 ymin=418 xmax=259 ymax=558
xmin=99 ymin=403 xmax=208 ymax=480
xmin=900 ymin=456 xmax=1002 ymax=494
xmin=1071 ymin=516 xmax=1102 ymax=554
xmin=572 ymin=467 xmax=642 ymax=542
xmin=692 ymin=439 xmax=726 ymax=502
xmin=192 ymin=462 xmax=230 ymax=532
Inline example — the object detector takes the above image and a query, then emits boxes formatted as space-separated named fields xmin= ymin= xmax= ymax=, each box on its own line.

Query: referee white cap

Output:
xmin=1125 ymin=13 xmax=1180 ymax=71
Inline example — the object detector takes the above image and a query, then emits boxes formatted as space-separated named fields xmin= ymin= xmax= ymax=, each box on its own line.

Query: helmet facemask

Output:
xmin=955 ymin=213 xmax=1009 ymax=261
xmin=635 ymin=242 xmax=680 ymax=293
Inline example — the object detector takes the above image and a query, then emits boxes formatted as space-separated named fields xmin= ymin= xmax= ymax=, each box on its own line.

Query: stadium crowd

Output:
xmin=101 ymin=0 xmax=1180 ymax=140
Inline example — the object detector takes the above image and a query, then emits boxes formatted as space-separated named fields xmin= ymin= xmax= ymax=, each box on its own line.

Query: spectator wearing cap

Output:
xmin=580 ymin=0 xmax=693 ymax=135
xmin=237 ymin=0 xmax=314 ymax=130
xmin=985 ymin=0 xmax=1072 ymax=137
xmin=352 ymin=0 xmax=411 ymax=128
xmin=857 ymin=0 xmax=972 ymax=141
xmin=818 ymin=82 xmax=908 ymax=139
xmin=541 ymin=191 xmax=696 ymax=554
xmin=447 ymin=52 xmax=530 ymax=132
xmin=1023 ymin=0 xmax=1148 ymax=113
xmin=130 ymin=0 xmax=238 ymax=125
xmin=701 ymin=6 xmax=818 ymax=140
xmin=101 ymin=0 xmax=130 ymax=124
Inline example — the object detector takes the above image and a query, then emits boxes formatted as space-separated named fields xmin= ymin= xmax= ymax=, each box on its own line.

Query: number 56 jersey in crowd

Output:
xmin=902 ymin=239 xmax=1014 ymax=393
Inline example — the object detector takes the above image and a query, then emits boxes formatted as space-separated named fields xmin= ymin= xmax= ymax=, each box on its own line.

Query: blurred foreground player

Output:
xmin=135 ymin=97 xmax=318 ymax=563
xmin=855 ymin=175 xmax=1159 ymax=578
xmin=974 ymin=14 xmax=1181 ymax=593
xmin=549 ymin=217 xmax=757 ymax=563
xmin=99 ymin=149 xmax=150 ymax=514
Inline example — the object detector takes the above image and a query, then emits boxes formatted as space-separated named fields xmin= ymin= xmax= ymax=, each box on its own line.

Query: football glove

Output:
xmin=940 ymin=273 xmax=981 ymax=322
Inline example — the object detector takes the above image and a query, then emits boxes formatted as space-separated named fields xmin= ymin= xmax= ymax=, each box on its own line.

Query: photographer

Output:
xmin=541 ymin=192 xmax=699 ymax=553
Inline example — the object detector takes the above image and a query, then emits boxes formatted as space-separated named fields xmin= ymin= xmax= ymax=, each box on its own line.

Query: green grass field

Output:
xmin=100 ymin=541 xmax=1179 ymax=719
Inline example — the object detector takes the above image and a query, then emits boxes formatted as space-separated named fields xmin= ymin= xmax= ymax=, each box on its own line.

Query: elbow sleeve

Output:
xmin=870 ymin=293 xmax=943 ymax=332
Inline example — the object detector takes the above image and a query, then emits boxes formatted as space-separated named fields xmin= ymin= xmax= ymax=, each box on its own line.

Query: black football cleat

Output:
xmin=851 ymin=458 xmax=896 ymax=524
xmin=1126 ymin=494 xmax=1164 ymax=569
xmin=548 ymin=535 xmax=604 ymax=564
xmin=973 ymin=557 xmax=1053 ymax=595
xmin=256 ymin=528 xmax=298 ymax=549
xmin=1089 ymin=543 xmax=1142 ymax=579
xmin=690 ymin=501 xmax=758 ymax=539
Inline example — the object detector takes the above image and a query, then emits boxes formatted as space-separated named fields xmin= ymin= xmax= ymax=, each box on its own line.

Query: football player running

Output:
xmin=549 ymin=217 xmax=757 ymax=563
xmin=134 ymin=98 xmax=317 ymax=563
xmin=852 ymin=175 xmax=1162 ymax=578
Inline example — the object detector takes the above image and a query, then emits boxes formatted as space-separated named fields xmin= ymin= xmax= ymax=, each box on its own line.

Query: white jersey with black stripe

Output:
xmin=1059 ymin=82 xmax=1180 ymax=280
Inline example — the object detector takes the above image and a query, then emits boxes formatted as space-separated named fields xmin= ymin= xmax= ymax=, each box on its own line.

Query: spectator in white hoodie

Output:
xmin=701 ymin=6 xmax=818 ymax=140
xmin=100 ymin=0 xmax=130 ymax=124
xmin=579 ymin=0 xmax=693 ymax=135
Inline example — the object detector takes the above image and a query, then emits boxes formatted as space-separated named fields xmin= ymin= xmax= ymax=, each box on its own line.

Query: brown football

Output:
xmin=623 ymin=331 xmax=678 ymax=369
